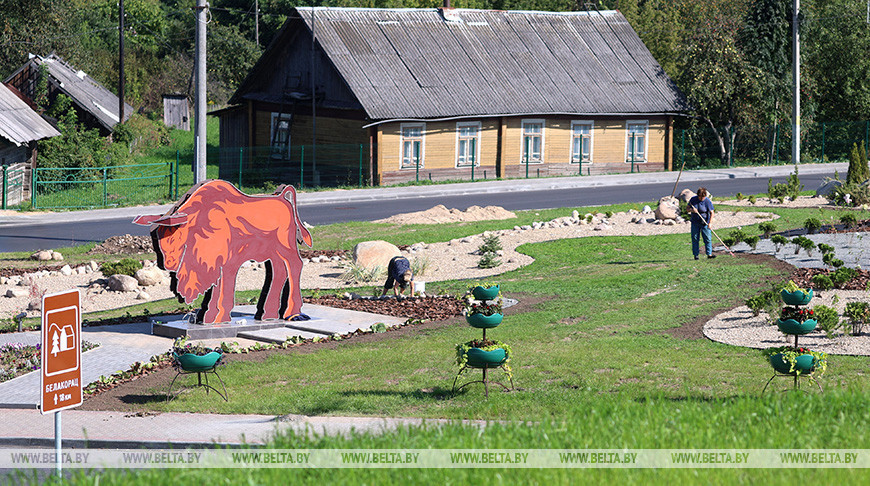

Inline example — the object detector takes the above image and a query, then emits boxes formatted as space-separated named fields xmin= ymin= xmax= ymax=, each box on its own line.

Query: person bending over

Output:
xmin=381 ymin=255 xmax=415 ymax=297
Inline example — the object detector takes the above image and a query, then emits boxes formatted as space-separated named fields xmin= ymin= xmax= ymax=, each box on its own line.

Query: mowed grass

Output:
xmin=9 ymin=202 xmax=870 ymax=484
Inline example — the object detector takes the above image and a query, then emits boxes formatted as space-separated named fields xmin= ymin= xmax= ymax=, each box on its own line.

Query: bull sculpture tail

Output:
xmin=278 ymin=184 xmax=313 ymax=248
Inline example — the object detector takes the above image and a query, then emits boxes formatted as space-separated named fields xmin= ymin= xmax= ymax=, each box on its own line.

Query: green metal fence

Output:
xmin=676 ymin=120 xmax=870 ymax=170
xmin=31 ymin=160 xmax=178 ymax=210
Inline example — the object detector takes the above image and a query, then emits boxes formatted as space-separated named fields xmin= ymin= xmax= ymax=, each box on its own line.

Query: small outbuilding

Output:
xmin=163 ymin=94 xmax=190 ymax=131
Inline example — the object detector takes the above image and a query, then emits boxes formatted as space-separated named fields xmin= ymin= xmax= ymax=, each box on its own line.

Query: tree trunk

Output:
xmin=704 ymin=117 xmax=727 ymax=166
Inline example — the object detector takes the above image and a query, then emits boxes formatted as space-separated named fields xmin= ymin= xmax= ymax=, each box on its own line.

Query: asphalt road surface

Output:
xmin=0 ymin=172 xmax=833 ymax=253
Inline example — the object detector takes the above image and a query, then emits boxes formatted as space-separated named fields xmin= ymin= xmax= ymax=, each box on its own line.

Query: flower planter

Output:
xmin=174 ymin=351 xmax=222 ymax=372
xmin=471 ymin=285 xmax=500 ymax=301
xmin=781 ymin=288 xmax=813 ymax=306
xmin=777 ymin=318 xmax=818 ymax=335
xmin=464 ymin=347 xmax=507 ymax=368
xmin=769 ymin=353 xmax=819 ymax=375
xmin=466 ymin=313 xmax=503 ymax=328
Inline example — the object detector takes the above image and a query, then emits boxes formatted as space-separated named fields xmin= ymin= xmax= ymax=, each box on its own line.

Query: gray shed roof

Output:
xmin=0 ymin=83 xmax=60 ymax=146
xmin=237 ymin=8 xmax=686 ymax=122
xmin=6 ymin=54 xmax=134 ymax=131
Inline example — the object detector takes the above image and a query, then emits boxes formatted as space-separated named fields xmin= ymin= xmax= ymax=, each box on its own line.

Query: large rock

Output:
xmin=353 ymin=240 xmax=401 ymax=271
xmin=678 ymin=189 xmax=696 ymax=203
xmin=816 ymin=179 xmax=842 ymax=198
xmin=654 ymin=196 xmax=680 ymax=220
xmin=134 ymin=267 xmax=168 ymax=286
xmin=107 ymin=274 xmax=139 ymax=292
xmin=31 ymin=250 xmax=53 ymax=261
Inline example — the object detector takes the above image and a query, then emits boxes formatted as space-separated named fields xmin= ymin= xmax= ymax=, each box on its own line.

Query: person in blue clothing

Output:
xmin=381 ymin=255 xmax=415 ymax=297
xmin=688 ymin=187 xmax=716 ymax=260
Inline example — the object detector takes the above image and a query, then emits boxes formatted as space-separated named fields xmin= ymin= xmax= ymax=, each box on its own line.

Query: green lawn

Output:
xmin=7 ymin=203 xmax=870 ymax=484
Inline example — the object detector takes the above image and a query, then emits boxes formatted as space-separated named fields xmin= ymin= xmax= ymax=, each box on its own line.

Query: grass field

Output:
xmin=3 ymin=202 xmax=865 ymax=483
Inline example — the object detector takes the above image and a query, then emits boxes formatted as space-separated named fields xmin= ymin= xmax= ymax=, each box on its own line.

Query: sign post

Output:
xmin=41 ymin=289 xmax=82 ymax=477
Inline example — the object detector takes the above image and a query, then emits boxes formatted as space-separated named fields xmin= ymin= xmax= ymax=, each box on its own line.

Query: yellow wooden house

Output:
xmin=217 ymin=7 xmax=687 ymax=186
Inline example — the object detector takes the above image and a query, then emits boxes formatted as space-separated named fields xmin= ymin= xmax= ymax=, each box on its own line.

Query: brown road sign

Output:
xmin=41 ymin=289 xmax=82 ymax=414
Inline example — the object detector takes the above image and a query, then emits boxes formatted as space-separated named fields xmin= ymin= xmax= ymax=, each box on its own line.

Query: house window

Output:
xmin=571 ymin=121 xmax=593 ymax=163
xmin=270 ymin=113 xmax=292 ymax=160
xmin=626 ymin=120 xmax=648 ymax=163
xmin=456 ymin=122 xmax=481 ymax=167
xmin=401 ymin=123 xmax=425 ymax=169
xmin=521 ymin=120 xmax=544 ymax=164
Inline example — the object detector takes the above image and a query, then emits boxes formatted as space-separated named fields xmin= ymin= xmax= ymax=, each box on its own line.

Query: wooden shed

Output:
xmin=218 ymin=7 xmax=687 ymax=186
xmin=163 ymin=94 xmax=190 ymax=131
xmin=0 ymin=82 xmax=61 ymax=205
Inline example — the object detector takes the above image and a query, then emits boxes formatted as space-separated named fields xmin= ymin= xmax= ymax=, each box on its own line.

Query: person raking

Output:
xmin=381 ymin=255 xmax=415 ymax=298
xmin=687 ymin=187 xmax=716 ymax=260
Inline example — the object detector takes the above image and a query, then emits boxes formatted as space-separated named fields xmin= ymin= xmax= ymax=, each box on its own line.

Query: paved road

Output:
xmin=0 ymin=164 xmax=844 ymax=253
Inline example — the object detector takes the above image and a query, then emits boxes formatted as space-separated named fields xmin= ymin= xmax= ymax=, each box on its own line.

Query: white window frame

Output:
xmin=520 ymin=119 xmax=544 ymax=164
xmin=400 ymin=123 xmax=425 ymax=170
xmin=270 ymin=112 xmax=293 ymax=160
xmin=455 ymin=121 xmax=481 ymax=167
xmin=625 ymin=120 xmax=649 ymax=163
xmin=570 ymin=120 xmax=594 ymax=164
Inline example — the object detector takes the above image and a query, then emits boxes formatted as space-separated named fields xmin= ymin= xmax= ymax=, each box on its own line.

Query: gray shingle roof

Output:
xmin=247 ymin=8 xmax=686 ymax=121
xmin=6 ymin=54 xmax=135 ymax=131
xmin=0 ymin=83 xmax=60 ymax=146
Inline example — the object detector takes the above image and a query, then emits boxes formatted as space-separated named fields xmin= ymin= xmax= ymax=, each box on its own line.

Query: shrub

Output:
xmin=791 ymin=236 xmax=816 ymax=256
xmin=758 ymin=221 xmax=777 ymax=237
xmin=813 ymin=304 xmax=841 ymax=338
xmin=728 ymin=228 xmax=747 ymax=244
xmin=770 ymin=234 xmax=789 ymax=252
xmin=746 ymin=289 xmax=779 ymax=317
xmin=844 ymin=302 xmax=870 ymax=336
xmin=721 ymin=236 xmax=736 ymax=248
xmin=812 ymin=274 xmax=834 ymax=291
xmin=478 ymin=234 xmax=502 ymax=255
xmin=100 ymin=258 xmax=142 ymax=277
xmin=477 ymin=252 xmax=501 ymax=269
xmin=736 ymin=192 xmax=744 ymax=201
xmin=803 ymin=218 xmax=822 ymax=234
xmin=847 ymin=142 xmax=869 ymax=185
xmin=769 ymin=169 xmax=804 ymax=202
xmin=840 ymin=213 xmax=858 ymax=228
xmin=830 ymin=182 xmax=870 ymax=207
xmin=743 ymin=235 xmax=759 ymax=250
xmin=748 ymin=195 xmax=757 ymax=204
xmin=831 ymin=267 xmax=858 ymax=288
xmin=411 ymin=256 xmax=430 ymax=276
xmin=818 ymin=243 xmax=835 ymax=255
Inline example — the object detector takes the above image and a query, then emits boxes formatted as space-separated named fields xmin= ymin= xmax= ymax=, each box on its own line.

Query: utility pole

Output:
xmin=119 ymin=0 xmax=125 ymax=124
xmin=792 ymin=0 xmax=800 ymax=167
xmin=255 ymin=0 xmax=259 ymax=46
xmin=310 ymin=6 xmax=316 ymax=184
xmin=194 ymin=0 xmax=208 ymax=183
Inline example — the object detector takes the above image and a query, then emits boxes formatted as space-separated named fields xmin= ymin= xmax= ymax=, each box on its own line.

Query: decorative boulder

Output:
xmin=353 ymin=240 xmax=401 ymax=271
xmin=51 ymin=251 xmax=63 ymax=261
xmin=134 ymin=267 xmax=168 ymax=286
xmin=655 ymin=196 xmax=680 ymax=220
xmin=107 ymin=274 xmax=139 ymax=292
xmin=678 ymin=189 xmax=696 ymax=203
xmin=31 ymin=250 xmax=53 ymax=261
xmin=816 ymin=179 xmax=842 ymax=198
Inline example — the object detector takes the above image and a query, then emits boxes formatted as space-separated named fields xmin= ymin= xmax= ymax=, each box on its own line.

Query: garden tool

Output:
xmin=688 ymin=204 xmax=734 ymax=256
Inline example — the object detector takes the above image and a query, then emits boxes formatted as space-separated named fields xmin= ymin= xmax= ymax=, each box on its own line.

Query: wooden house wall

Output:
xmin=377 ymin=116 xmax=670 ymax=185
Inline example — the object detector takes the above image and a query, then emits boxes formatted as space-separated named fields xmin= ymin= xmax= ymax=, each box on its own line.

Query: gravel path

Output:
xmin=0 ymin=207 xmax=774 ymax=318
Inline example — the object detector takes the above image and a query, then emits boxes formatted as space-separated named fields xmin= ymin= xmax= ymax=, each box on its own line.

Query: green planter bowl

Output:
xmin=769 ymin=353 xmax=819 ymax=375
xmin=466 ymin=313 xmax=503 ymax=328
xmin=465 ymin=347 xmax=507 ymax=368
xmin=777 ymin=318 xmax=818 ymax=335
xmin=781 ymin=288 xmax=813 ymax=306
xmin=174 ymin=351 xmax=222 ymax=372
xmin=471 ymin=285 xmax=500 ymax=301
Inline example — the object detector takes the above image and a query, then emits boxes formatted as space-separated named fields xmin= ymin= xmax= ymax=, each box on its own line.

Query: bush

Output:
xmin=728 ymin=228 xmax=747 ymax=244
xmin=478 ymin=234 xmax=502 ymax=255
xmin=831 ymin=267 xmax=859 ymax=288
xmin=844 ymin=302 xmax=870 ymax=336
xmin=830 ymin=182 xmax=870 ymax=207
xmin=803 ymin=218 xmax=822 ymax=234
xmin=746 ymin=289 xmax=780 ymax=317
xmin=818 ymin=243 xmax=835 ymax=255
xmin=847 ymin=142 xmax=869 ymax=185
xmin=112 ymin=114 xmax=171 ymax=155
xmin=477 ymin=252 xmax=501 ymax=269
xmin=770 ymin=234 xmax=789 ymax=252
xmin=839 ymin=213 xmax=858 ymax=228
xmin=100 ymin=258 xmax=143 ymax=277
xmin=813 ymin=304 xmax=840 ymax=338
xmin=791 ymin=236 xmax=816 ymax=256
xmin=758 ymin=221 xmax=777 ymax=237
xmin=743 ymin=235 xmax=759 ymax=250
xmin=768 ymin=169 xmax=804 ymax=202
xmin=812 ymin=274 xmax=834 ymax=291
xmin=748 ymin=195 xmax=757 ymax=204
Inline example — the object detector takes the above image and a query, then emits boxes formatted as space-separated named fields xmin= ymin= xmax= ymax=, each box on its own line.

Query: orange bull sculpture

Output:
xmin=134 ymin=180 xmax=313 ymax=324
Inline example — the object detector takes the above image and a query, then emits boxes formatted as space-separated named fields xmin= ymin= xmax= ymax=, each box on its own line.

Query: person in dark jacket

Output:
xmin=381 ymin=256 xmax=415 ymax=297
xmin=688 ymin=187 xmax=716 ymax=260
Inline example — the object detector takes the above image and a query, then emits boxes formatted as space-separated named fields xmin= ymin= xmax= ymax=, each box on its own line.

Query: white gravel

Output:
xmin=704 ymin=290 xmax=870 ymax=356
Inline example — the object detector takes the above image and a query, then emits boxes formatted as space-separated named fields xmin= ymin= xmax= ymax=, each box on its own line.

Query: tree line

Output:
xmin=2 ymin=0 xmax=868 ymax=165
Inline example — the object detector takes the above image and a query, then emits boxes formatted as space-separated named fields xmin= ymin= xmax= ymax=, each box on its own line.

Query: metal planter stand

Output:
xmin=452 ymin=290 xmax=514 ymax=398
xmin=167 ymin=352 xmax=228 ymax=402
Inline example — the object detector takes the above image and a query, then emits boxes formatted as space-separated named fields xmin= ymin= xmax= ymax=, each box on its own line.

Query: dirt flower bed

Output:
xmin=305 ymin=295 xmax=464 ymax=321
xmin=789 ymin=267 xmax=870 ymax=291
